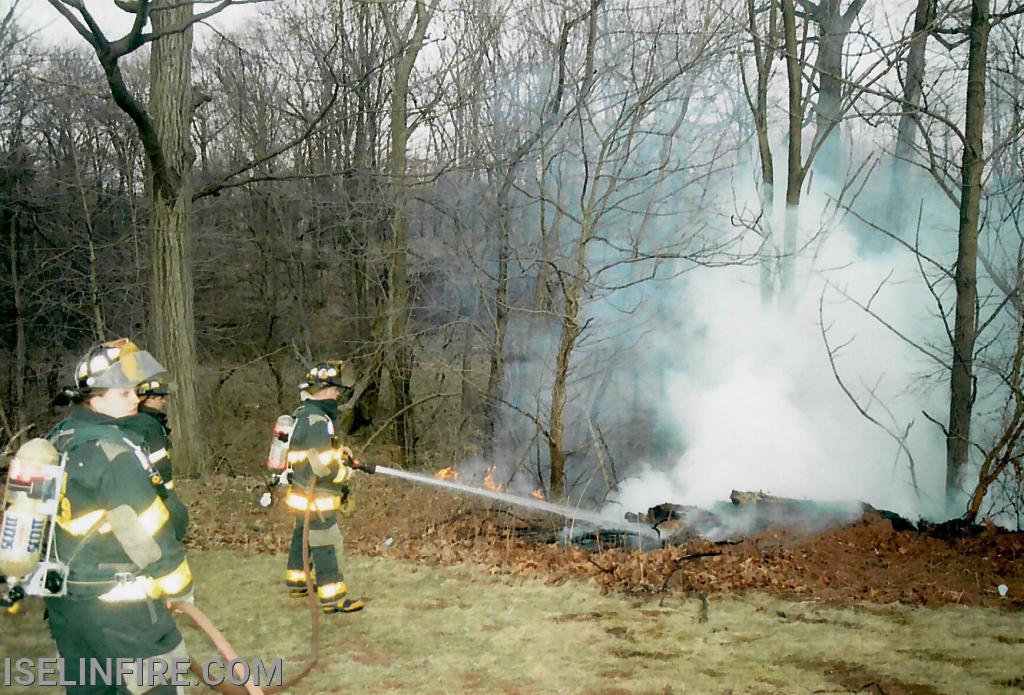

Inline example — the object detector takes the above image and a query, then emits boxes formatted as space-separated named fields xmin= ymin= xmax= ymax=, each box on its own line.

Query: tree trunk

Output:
xmin=383 ymin=0 xmax=434 ymax=468
xmin=780 ymin=0 xmax=806 ymax=298
xmin=483 ymin=3 xmax=599 ymax=458
xmin=946 ymin=0 xmax=989 ymax=514
xmin=149 ymin=0 xmax=206 ymax=476
xmin=811 ymin=1 xmax=844 ymax=178
xmin=887 ymin=0 xmax=933 ymax=237
xmin=548 ymin=212 xmax=594 ymax=499
xmin=894 ymin=0 xmax=933 ymax=163
xmin=482 ymin=179 xmax=512 ymax=457
xmin=741 ymin=0 xmax=777 ymax=301
xmin=809 ymin=0 xmax=867 ymax=182
xmin=8 ymin=210 xmax=25 ymax=432
xmin=548 ymin=310 xmax=579 ymax=500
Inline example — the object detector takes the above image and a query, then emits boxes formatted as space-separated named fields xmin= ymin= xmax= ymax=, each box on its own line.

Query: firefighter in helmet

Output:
xmin=119 ymin=379 xmax=188 ymax=541
xmin=283 ymin=360 xmax=369 ymax=613
xmin=46 ymin=339 xmax=193 ymax=694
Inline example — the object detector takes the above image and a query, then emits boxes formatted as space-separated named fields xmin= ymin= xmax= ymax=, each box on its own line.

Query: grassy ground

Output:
xmin=2 ymin=550 xmax=1022 ymax=694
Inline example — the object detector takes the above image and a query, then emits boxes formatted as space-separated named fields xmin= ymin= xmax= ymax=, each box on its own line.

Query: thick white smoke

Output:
xmin=608 ymin=175 xmax=952 ymax=522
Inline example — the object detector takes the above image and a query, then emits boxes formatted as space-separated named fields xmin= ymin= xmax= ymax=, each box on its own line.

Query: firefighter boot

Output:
xmin=317 ymin=581 xmax=364 ymax=613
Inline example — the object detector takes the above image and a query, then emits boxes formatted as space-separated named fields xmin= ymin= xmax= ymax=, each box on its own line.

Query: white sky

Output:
xmin=14 ymin=0 xmax=263 ymax=47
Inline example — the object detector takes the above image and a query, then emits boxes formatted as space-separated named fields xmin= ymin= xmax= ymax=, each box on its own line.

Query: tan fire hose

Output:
xmin=172 ymin=478 xmax=323 ymax=695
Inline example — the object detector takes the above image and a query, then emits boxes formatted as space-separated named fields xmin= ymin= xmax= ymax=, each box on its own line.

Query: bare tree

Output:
xmin=482 ymin=0 xmax=603 ymax=459
xmin=738 ymin=0 xmax=780 ymax=300
xmin=529 ymin=1 xmax=730 ymax=497
xmin=44 ymin=0 xmax=243 ymax=473
xmin=801 ymin=0 xmax=869 ymax=179
xmin=777 ymin=0 xmax=890 ymax=297
xmin=45 ymin=0 xmax=341 ymax=474
xmin=379 ymin=0 xmax=440 ymax=467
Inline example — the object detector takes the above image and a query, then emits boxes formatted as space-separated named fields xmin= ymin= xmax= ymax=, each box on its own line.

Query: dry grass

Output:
xmin=3 ymin=550 xmax=1023 ymax=694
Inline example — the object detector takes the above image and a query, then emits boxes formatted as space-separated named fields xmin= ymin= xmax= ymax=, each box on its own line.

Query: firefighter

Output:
xmin=46 ymin=339 xmax=193 ymax=695
xmin=120 ymin=379 xmax=189 ymax=540
xmin=283 ymin=360 xmax=366 ymax=614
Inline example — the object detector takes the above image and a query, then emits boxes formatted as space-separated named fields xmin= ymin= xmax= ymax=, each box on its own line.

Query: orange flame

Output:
xmin=483 ymin=465 xmax=502 ymax=491
xmin=435 ymin=467 xmax=459 ymax=481
xmin=531 ymin=488 xmax=544 ymax=500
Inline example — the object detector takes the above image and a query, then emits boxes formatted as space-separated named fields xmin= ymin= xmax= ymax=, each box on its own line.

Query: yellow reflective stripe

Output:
xmin=98 ymin=577 xmax=156 ymax=603
xmin=331 ymin=463 xmax=350 ymax=484
xmin=154 ymin=559 xmax=192 ymax=597
xmin=284 ymin=491 xmax=341 ymax=512
xmin=96 ymin=560 xmax=191 ymax=602
xmin=163 ymin=480 xmax=175 ymax=490
xmin=58 ymin=497 xmax=168 ymax=537
xmin=149 ymin=448 xmax=168 ymax=463
xmin=285 ymin=569 xmax=307 ymax=583
xmin=287 ymin=450 xmax=308 ymax=464
xmin=317 ymin=581 xmax=347 ymax=600
xmin=137 ymin=497 xmax=170 ymax=536
xmin=58 ymin=509 xmax=106 ymax=536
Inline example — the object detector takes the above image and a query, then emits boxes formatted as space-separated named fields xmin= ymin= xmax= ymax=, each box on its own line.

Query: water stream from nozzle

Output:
xmin=374 ymin=466 xmax=659 ymax=539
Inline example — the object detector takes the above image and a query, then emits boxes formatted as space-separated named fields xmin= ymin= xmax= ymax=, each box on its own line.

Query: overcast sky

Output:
xmin=16 ymin=0 xmax=262 ymax=47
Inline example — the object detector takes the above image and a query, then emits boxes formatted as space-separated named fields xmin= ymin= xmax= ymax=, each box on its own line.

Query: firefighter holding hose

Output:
xmin=281 ymin=360 xmax=370 ymax=614
xmin=39 ymin=338 xmax=193 ymax=694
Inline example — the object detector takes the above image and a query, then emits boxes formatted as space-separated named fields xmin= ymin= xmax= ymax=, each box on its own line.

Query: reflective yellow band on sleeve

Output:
xmin=331 ymin=463 xmax=350 ymax=484
xmin=148 ymin=448 xmax=169 ymax=464
xmin=57 ymin=497 xmax=169 ymax=538
xmin=58 ymin=509 xmax=107 ymax=536
xmin=137 ymin=497 xmax=170 ymax=536
xmin=287 ymin=450 xmax=309 ymax=464
xmin=284 ymin=491 xmax=341 ymax=512
xmin=97 ymin=560 xmax=191 ymax=602
xmin=154 ymin=559 xmax=192 ymax=597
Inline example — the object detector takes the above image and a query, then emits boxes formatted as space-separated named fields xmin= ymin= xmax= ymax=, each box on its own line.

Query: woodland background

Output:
xmin=3 ymin=0 xmax=1024 ymax=527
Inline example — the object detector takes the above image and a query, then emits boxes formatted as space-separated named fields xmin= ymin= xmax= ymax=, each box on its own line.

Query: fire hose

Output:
xmin=170 ymin=477 xmax=324 ymax=695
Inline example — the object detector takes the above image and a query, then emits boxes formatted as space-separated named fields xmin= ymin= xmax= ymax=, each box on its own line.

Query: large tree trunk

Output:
xmin=149 ymin=0 xmax=206 ymax=476
xmin=946 ymin=0 xmax=990 ymax=514
xmin=812 ymin=2 xmax=844 ymax=177
xmin=808 ymin=0 xmax=867 ymax=181
xmin=383 ymin=0 xmax=434 ymax=468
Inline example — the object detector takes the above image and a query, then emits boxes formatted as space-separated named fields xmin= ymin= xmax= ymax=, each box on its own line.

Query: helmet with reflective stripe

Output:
xmin=299 ymin=360 xmax=355 ymax=390
xmin=74 ymin=338 xmax=168 ymax=391
xmin=136 ymin=378 xmax=170 ymax=398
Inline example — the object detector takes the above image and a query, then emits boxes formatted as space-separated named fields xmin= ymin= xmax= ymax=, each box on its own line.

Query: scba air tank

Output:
xmin=266 ymin=414 xmax=296 ymax=471
xmin=0 ymin=498 xmax=47 ymax=577
xmin=0 ymin=438 xmax=60 ymax=579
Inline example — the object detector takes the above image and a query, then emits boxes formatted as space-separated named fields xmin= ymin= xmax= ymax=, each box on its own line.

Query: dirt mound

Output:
xmin=177 ymin=473 xmax=1024 ymax=609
